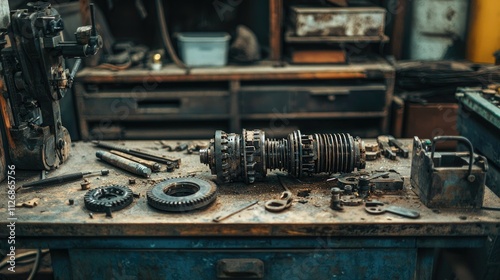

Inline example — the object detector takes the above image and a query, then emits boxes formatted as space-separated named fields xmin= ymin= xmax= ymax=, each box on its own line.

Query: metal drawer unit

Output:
xmin=75 ymin=83 xmax=230 ymax=139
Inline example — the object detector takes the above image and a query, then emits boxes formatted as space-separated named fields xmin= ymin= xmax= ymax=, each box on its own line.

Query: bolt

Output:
xmin=467 ymin=175 xmax=476 ymax=183
xmin=330 ymin=187 xmax=343 ymax=211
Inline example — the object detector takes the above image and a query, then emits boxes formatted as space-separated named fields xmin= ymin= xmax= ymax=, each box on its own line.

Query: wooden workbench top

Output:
xmin=1 ymin=140 xmax=499 ymax=238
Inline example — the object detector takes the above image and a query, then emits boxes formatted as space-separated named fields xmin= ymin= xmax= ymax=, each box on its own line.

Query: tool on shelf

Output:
xmin=22 ymin=170 xmax=109 ymax=188
xmin=96 ymin=151 xmax=151 ymax=178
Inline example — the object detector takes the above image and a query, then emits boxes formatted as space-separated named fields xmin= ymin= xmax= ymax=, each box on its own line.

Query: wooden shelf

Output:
xmin=77 ymin=60 xmax=394 ymax=83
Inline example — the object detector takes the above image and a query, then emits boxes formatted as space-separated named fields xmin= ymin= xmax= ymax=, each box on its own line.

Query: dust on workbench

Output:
xmin=1 ymin=140 xmax=499 ymax=236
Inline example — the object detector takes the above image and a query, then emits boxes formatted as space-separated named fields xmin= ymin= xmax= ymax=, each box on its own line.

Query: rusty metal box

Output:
xmin=410 ymin=136 xmax=488 ymax=209
xmin=289 ymin=6 xmax=386 ymax=37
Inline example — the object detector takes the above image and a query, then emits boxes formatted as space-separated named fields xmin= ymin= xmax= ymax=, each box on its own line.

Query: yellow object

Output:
xmin=467 ymin=0 xmax=500 ymax=64
xmin=153 ymin=53 xmax=162 ymax=63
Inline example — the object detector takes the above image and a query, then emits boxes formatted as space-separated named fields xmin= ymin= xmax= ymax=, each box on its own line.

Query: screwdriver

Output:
xmin=22 ymin=169 xmax=109 ymax=188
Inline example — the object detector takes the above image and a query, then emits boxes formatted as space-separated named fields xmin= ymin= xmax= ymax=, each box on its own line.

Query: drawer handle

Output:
xmin=217 ymin=258 xmax=264 ymax=279
xmin=308 ymin=89 xmax=350 ymax=96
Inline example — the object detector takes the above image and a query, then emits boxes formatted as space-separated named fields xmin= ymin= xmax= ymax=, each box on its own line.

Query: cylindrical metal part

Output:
xmin=200 ymin=129 xmax=365 ymax=184
xmin=110 ymin=150 xmax=162 ymax=172
xmin=96 ymin=150 xmax=151 ymax=178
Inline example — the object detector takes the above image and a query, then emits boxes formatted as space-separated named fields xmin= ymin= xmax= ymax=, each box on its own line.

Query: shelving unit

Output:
xmin=74 ymin=0 xmax=395 ymax=140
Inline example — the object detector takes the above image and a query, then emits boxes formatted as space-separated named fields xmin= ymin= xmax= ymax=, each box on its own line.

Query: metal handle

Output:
xmin=308 ymin=89 xmax=350 ymax=96
xmin=217 ymin=259 xmax=264 ymax=279
xmin=430 ymin=136 xmax=474 ymax=178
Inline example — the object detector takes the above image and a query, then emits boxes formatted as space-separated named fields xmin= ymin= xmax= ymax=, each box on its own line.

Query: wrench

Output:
xmin=365 ymin=201 xmax=420 ymax=219
xmin=265 ymin=191 xmax=293 ymax=212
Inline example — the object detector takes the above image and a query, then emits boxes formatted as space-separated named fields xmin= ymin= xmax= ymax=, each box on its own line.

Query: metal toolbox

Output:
xmin=289 ymin=6 xmax=386 ymax=37
xmin=410 ymin=136 xmax=488 ymax=209
xmin=240 ymin=84 xmax=386 ymax=115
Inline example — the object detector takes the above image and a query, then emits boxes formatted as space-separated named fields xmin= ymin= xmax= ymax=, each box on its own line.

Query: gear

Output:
xmin=147 ymin=177 xmax=217 ymax=212
xmin=84 ymin=185 xmax=133 ymax=213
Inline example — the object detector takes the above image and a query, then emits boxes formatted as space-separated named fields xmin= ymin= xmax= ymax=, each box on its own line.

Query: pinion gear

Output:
xmin=147 ymin=177 xmax=217 ymax=212
xmin=84 ymin=185 xmax=134 ymax=212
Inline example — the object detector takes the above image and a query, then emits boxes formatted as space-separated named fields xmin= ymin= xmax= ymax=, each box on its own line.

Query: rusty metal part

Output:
xmin=388 ymin=136 xmax=409 ymax=158
xmin=22 ymin=169 xmax=109 ymax=188
xmin=81 ymin=179 xmax=91 ymax=190
xmin=377 ymin=136 xmax=397 ymax=160
xmin=365 ymin=201 xmax=420 ymax=219
xmin=411 ymin=136 xmax=488 ymax=209
xmin=84 ymin=185 xmax=133 ymax=213
xmin=147 ymin=177 xmax=217 ymax=212
xmin=0 ymin=2 xmax=101 ymax=171
xmin=340 ymin=195 xmax=363 ymax=206
xmin=96 ymin=151 xmax=151 ymax=178
xmin=200 ymin=129 xmax=366 ymax=184
xmin=265 ymin=191 xmax=293 ymax=212
xmin=93 ymin=141 xmax=181 ymax=167
xmin=371 ymin=170 xmax=404 ymax=191
xmin=213 ymin=200 xmax=259 ymax=222
xmin=175 ymin=143 xmax=188 ymax=151
xmin=129 ymin=178 xmax=136 ymax=185
xmin=68 ymin=199 xmax=74 ymax=205
xmin=16 ymin=198 xmax=40 ymax=208
xmin=330 ymin=187 xmax=344 ymax=211
xmin=364 ymin=142 xmax=380 ymax=161
xmin=110 ymin=150 xmax=162 ymax=172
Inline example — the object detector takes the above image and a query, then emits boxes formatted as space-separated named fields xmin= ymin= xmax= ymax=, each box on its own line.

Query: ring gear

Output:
xmin=84 ymin=185 xmax=133 ymax=212
xmin=147 ymin=177 xmax=217 ymax=212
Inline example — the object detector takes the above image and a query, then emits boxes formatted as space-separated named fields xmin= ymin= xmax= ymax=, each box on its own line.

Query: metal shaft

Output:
xmin=22 ymin=169 xmax=108 ymax=188
xmin=110 ymin=150 xmax=162 ymax=172
xmin=200 ymin=129 xmax=366 ymax=184
xmin=96 ymin=150 xmax=151 ymax=178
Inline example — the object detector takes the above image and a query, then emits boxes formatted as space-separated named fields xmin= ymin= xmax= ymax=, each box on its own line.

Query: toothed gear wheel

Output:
xmin=215 ymin=131 xmax=231 ymax=183
xmin=301 ymin=134 xmax=315 ymax=175
xmin=84 ymin=185 xmax=133 ymax=213
xmin=243 ymin=129 xmax=257 ymax=184
xmin=147 ymin=177 xmax=217 ymax=212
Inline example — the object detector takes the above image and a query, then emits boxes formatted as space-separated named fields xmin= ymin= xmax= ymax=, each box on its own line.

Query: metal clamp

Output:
xmin=430 ymin=136 xmax=474 ymax=181
xmin=265 ymin=191 xmax=293 ymax=212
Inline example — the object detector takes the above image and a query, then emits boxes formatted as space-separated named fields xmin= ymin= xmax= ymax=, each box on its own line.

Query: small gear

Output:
xmin=84 ymin=185 xmax=134 ymax=213
xmin=147 ymin=177 xmax=217 ymax=212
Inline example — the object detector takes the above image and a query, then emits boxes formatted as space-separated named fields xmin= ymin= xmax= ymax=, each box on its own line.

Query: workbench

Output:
xmin=1 ymin=140 xmax=499 ymax=279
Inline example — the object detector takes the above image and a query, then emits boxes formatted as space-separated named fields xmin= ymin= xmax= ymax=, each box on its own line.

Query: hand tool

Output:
xmin=364 ymin=201 xmax=420 ymax=219
xmin=110 ymin=150 xmax=162 ymax=172
xmin=93 ymin=141 xmax=181 ymax=167
xmin=96 ymin=150 xmax=151 ymax=178
xmin=213 ymin=200 xmax=259 ymax=222
xmin=22 ymin=170 xmax=109 ymax=188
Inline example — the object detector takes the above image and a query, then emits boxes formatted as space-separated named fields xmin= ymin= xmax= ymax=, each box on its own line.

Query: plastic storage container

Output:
xmin=177 ymin=32 xmax=231 ymax=67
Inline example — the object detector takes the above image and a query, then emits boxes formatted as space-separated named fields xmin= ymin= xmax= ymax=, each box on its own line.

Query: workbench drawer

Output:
xmin=240 ymin=84 xmax=386 ymax=115
xmin=77 ymin=90 xmax=230 ymax=119
xmin=63 ymin=248 xmax=416 ymax=279
xmin=296 ymin=84 xmax=387 ymax=113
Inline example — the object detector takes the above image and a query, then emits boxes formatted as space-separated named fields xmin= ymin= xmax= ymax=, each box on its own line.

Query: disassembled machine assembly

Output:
xmin=147 ymin=177 xmax=218 ymax=212
xmin=84 ymin=185 xmax=134 ymax=213
xmin=411 ymin=136 xmax=488 ymax=209
xmin=200 ymin=129 xmax=366 ymax=183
